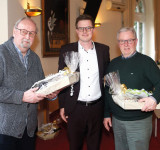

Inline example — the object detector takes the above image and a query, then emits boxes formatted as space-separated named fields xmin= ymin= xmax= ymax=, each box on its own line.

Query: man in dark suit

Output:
xmin=58 ymin=14 xmax=110 ymax=150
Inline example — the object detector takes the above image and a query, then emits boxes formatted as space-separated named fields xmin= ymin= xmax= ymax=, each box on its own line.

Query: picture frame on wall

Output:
xmin=41 ymin=0 xmax=69 ymax=57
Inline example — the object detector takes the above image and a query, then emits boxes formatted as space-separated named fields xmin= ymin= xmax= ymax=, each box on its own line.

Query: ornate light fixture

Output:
xmin=25 ymin=1 xmax=42 ymax=17
xmin=95 ymin=23 xmax=101 ymax=27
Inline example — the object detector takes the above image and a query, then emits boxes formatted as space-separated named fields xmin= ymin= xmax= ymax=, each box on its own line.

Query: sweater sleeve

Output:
xmin=104 ymin=85 xmax=111 ymax=118
xmin=144 ymin=57 xmax=160 ymax=103
xmin=104 ymin=65 xmax=112 ymax=118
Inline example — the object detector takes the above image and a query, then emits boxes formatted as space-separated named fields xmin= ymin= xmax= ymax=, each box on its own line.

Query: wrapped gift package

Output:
xmin=32 ymin=51 xmax=80 ymax=96
xmin=112 ymin=95 xmax=160 ymax=110
xmin=37 ymin=121 xmax=60 ymax=140
xmin=105 ymin=71 xmax=160 ymax=110
xmin=32 ymin=71 xmax=79 ymax=95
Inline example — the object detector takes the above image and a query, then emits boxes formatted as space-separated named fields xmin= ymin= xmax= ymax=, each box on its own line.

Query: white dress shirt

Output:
xmin=78 ymin=42 xmax=101 ymax=102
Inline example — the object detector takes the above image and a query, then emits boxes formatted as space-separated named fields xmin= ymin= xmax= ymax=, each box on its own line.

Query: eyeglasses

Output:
xmin=118 ymin=39 xmax=136 ymax=45
xmin=77 ymin=26 xmax=94 ymax=32
xmin=16 ymin=28 xmax=37 ymax=38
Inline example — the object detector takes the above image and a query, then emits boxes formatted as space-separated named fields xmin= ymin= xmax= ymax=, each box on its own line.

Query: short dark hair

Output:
xmin=75 ymin=14 xmax=95 ymax=28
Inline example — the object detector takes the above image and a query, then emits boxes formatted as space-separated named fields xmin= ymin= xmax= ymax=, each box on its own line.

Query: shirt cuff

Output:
xmin=47 ymin=96 xmax=57 ymax=101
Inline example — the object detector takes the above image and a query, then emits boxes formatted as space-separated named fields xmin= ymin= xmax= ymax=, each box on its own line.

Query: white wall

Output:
xmin=0 ymin=1 xmax=8 ymax=43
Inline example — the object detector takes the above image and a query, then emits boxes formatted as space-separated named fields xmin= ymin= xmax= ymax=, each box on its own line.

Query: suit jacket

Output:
xmin=0 ymin=37 xmax=45 ymax=138
xmin=58 ymin=42 xmax=110 ymax=115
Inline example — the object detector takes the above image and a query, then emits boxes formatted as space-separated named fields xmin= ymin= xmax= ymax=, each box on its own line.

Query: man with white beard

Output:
xmin=0 ymin=17 xmax=58 ymax=150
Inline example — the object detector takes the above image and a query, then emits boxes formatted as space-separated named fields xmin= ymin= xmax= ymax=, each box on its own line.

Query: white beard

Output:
xmin=21 ymin=39 xmax=31 ymax=49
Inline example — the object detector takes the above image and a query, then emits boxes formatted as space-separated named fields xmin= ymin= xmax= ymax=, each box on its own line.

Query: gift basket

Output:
xmin=105 ymin=71 xmax=160 ymax=109
xmin=31 ymin=51 xmax=79 ymax=96
xmin=37 ymin=120 xmax=61 ymax=140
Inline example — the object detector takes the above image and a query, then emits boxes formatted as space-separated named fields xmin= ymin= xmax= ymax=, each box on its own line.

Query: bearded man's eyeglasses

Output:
xmin=16 ymin=28 xmax=37 ymax=38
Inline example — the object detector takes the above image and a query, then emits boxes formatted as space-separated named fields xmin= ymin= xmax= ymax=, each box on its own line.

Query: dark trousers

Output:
xmin=0 ymin=128 xmax=36 ymax=150
xmin=67 ymin=99 xmax=103 ymax=150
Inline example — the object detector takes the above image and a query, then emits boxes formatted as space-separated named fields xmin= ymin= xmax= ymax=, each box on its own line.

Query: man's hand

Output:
xmin=22 ymin=88 xmax=46 ymax=103
xmin=103 ymin=117 xmax=112 ymax=131
xmin=60 ymin=108 xmax=68 ymax=123
xmin=139 ymin=97 xmax=157 ymax=112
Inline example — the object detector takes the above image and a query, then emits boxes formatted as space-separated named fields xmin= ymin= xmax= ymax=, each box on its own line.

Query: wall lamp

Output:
xmin=25 ymin=1 xmax=42 ymax=17
xmin=95 ymin=23 xmax=101 ymax=27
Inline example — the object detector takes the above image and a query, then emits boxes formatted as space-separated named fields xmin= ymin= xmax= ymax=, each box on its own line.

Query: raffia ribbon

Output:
xmin=121 ymin=84 xmax=127 ymax=93
xmin=63 ymin=67 xmax=71 ymax=75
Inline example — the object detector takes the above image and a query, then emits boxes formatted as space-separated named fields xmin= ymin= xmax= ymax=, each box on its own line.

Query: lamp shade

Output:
xmin=25 ymin=2 xmax=42 ymax=17
xmin=95 ymin=23 xmax=101 ymax=27
xmin=25 ymin=8 xmax=42 ymax=17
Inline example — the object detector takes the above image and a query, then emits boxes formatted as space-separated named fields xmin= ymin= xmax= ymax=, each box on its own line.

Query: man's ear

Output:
xmin=76 ymin=29 xmax=78 ymax=34
xmin=13 ymin=28 xmax=16 ymax=37
xmin=135 ymin=38 xmax=138 ymax=45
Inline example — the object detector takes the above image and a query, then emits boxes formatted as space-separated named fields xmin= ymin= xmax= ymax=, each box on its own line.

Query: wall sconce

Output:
xmin=95 ymin=23 xmax=101 ymax=27
xmin=25 ymin=1 xmax=42 ymax=17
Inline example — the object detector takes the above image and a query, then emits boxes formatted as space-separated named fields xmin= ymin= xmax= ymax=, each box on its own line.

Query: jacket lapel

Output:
xmin=5 ymin=38 xmax=26 ymax=71
xmin=72 ymin=42 xmax=80 ymax=72
xmin=95 ymin=43 xmax=103 ymax=79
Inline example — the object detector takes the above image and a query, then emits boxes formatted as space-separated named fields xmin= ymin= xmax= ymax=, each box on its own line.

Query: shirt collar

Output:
xmin=78 ymin=41 xmax=95 ymax=52
xmin=121 ymin=51 xmax=137 ymax=59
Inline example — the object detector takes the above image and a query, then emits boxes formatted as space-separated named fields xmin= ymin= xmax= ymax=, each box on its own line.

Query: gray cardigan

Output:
xmin=0 ymin=37 xmax=45 ymax=138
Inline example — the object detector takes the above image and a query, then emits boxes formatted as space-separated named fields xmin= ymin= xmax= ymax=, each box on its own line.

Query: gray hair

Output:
xmin=117 ymin=27 xmax=137 ymax=40
xmin=14 ymin=17 xmax=38 ymax=33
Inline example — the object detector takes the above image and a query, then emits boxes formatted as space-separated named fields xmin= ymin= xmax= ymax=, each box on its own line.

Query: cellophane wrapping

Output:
xmin=105 ymin=71 xmax=153 ymax=109
xmin=63 ymin=51 xmax=79 ymax=73
xmin=31 ymin=51 xmax=79 ymax=95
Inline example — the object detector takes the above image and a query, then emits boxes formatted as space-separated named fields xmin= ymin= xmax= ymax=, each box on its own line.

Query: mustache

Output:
xmin=22 ymin=39 xmax=31 ymax=43
xmin=21 ymin=39 xmax=31 ymax=48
